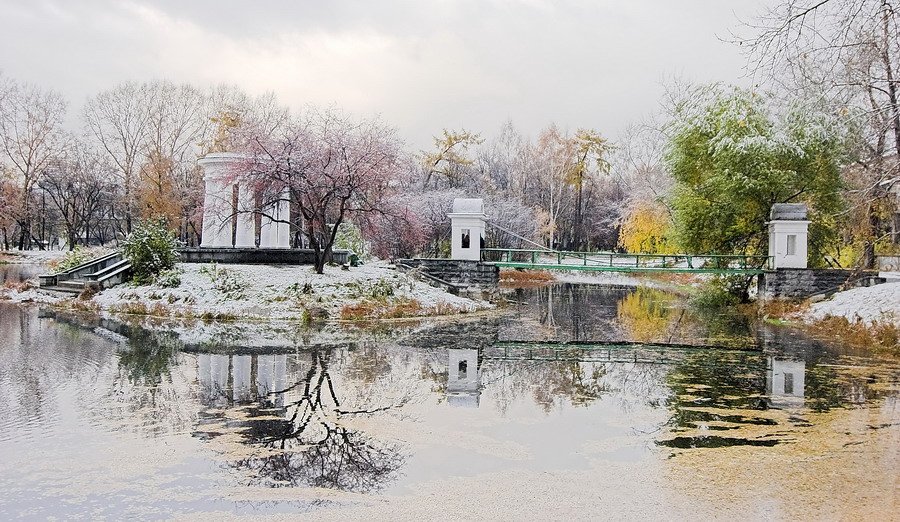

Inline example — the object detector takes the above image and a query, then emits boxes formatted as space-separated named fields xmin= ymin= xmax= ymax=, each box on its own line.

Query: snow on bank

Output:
xmin=549 ymin=270 xmax=646 ymax=286
xmin=0 ymin=286 xmax=67 ymax=305
xmin=804 ymin=281 xmax=900 ymax=326
xmin=91 ymin=260 xmax=490 ymax=322
xmin=0 ymin=250 xmax=66 ymax=263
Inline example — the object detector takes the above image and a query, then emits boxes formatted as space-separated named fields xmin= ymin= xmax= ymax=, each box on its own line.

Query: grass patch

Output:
xmin=340 ymin=297 xmax=466 ymax=320
xmin=808 ymin=315 xmax=899 ymax=357
xmin=3 ymin=280 xmax=34 ymax=292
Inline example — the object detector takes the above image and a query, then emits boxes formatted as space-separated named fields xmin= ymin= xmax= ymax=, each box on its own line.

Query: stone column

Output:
xmin=198 ymin=152 xmax=244 ymax=247
xmin=259 ymin=190 xmax=291 ymax=248
xmin=233 ymin=183 xmax=256 ymax=248
xmin=767 ymin=203 xmax=811 ymax=269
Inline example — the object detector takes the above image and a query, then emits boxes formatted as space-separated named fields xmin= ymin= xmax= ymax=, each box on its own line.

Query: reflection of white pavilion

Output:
xmin=197 ymin=353 xmax=290 ymax=407
xmin=447 ymin=349 xmax=481 ymax=408
xmin=766 ymin=357 xmax=806 ymax=408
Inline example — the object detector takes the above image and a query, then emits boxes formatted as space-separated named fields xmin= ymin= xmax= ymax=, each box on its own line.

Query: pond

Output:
xmin=0 ymin=276 xmax=898 ymax=519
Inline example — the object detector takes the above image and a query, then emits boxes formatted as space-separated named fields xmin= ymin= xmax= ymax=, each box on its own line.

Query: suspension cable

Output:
xmin=484 ymin=220 xmax=556 ymax=252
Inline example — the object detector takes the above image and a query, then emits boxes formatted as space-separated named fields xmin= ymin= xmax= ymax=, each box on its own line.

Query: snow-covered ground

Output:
xmin=550 ymin=269 xmax=646 ymax=286
xmin=90 ymin=260 xmax=490 ymax=321
xmin=0 ymin=249 xmax=66 ymax=263
xmin=804 ymin=279 xmax=900 ymax=326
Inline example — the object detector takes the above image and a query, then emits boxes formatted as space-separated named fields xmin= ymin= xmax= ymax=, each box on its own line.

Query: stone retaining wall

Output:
xmin=179 ymin=247 xmax=350 ymax=265
xmin=397 ymin=258 xmax=499 ymax=287
xmin=878 ymin=256 xmax=900 ymax=271
xmin=758 ymin=268 xmax=883 ymax=299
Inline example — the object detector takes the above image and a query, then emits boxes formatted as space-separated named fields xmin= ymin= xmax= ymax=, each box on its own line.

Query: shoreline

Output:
xmin=2 ymin=253 xmax=899 ymax=353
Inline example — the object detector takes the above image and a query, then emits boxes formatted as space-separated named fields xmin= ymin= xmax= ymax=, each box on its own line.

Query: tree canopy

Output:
xmin=665 ymin=85 xmax=853 ymax=262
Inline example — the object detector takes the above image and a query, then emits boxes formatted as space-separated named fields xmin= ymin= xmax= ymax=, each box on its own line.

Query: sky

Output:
xmin=0 ymin=0 xmax=776 ymax=150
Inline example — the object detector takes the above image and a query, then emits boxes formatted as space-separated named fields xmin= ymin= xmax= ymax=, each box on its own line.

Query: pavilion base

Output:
xmin=179 ymin=247 xmax=351 ymax=265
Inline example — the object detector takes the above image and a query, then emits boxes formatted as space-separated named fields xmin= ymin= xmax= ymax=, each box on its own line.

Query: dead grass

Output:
xmin=499 ymin=269 xmax=556 ymax=288
xmin=3 ymin=280 xmax=34 ymax=292
xmin=756 ymin=299 xmax=809 ymax=320
xmin=808 ymin=314 xmax=900 ymax=357
xmin=340 ymin=297 xmax=467 ymax=321
xmin=756 ymin=299 xmax=898 ymax=356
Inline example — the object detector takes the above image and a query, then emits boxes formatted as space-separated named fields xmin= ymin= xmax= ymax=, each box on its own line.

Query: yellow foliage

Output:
xmin=618 ymin=201 xmax=677 ymax=254
xmin=616 ymin=287 xmax=674 ymax=343
xmin=137 ymin=152 xmax=183 ymax=227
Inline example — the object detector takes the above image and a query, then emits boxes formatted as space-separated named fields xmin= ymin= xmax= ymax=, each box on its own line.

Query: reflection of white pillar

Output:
xmin=448 ymin=348 xmax=481 ymax=408
xmin=233 ymin=355 xmax=252 ymax=403
xmin=234 ymin=183 xmax=256 ymax=248
xmin=200 ymin=354 xmax=230 ymax=405
xmin=198 ymin=353 xmax=211 ymax=392
xmin=767 ymin=357 xmax=806 ymax=407
xmin=274 ymin=355 xmax=286 ymax=407
xmin=257 ymin=355 xmax=274 ymax=396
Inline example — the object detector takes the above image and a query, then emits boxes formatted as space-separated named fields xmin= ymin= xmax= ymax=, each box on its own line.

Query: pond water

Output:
xmin=1 ymin=275 xmax=898 ymax=519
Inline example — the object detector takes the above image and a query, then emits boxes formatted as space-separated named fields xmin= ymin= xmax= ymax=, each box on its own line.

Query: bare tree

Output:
xmin=740 ymin=0 xmax=900 ymax=263
xmin=83 ymin=82 xmax=151 ymax=236
xmin=0 ymin=78 xmax=69 ymax=249
xmin=39 ymin=146 xmax=116 ymax=249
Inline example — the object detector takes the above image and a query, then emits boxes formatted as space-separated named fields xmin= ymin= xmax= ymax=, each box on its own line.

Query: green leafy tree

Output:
xmin=121 ymin=218 xmax=182 ymax=284
xmin=665 ymin=85 xmax=852 ymax=265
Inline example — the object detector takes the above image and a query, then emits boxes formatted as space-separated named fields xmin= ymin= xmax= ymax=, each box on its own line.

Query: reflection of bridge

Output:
xmin=447 ymin=344 xmax=806 ymax=408
xmin=484 ymin=342 xmax=757 ymax=365
xmin=482 ymin=248 xmax=772 ymax=275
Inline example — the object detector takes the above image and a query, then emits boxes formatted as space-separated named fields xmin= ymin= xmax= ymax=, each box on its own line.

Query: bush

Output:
xmin=690 ymin=275 xmax=752 ymax=309
xmin=122 ymin=219 xmax=182 ymax=285
xmin=333 ymin=222 xmax=369 ymax=262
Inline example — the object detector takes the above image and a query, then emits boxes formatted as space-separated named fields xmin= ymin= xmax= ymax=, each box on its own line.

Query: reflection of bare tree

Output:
xmin=238 ymin=425 xmax=405 ymax=492
xmin=210 ymin=349 xmax=408 ymax=493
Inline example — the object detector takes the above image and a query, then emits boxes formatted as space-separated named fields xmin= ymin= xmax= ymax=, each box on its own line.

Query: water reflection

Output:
xmin=0 ymin=277 xmax=897 ymax=517
xmin=504 ymin=283 xmax=758 ymax=349
xmin=0 ymin=263 xmax=44 ymax=284
xmin=193 ymin=349 xmax=408 ymax=493
xmin=447 ymin=349 xmax=481 ymax=407
xmin=767 ymin=357 xmax=806 ymax=408
xmin=197 ymin=354 xmax=288 ymax=407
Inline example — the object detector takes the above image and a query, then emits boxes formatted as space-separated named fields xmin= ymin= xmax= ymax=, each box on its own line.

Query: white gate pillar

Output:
xmin=449 ymin=198 xmax=485 ymax=261
xmin=767 ymin=203 xmax=810 ymax=269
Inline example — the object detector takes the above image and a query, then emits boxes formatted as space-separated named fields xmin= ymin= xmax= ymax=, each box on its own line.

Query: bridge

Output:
xmin=481 ymin=248 xmax=772 ymax=275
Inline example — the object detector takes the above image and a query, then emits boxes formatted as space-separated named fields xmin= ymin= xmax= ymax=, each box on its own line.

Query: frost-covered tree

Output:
xmin=665 ymin=84 xmax=853 ymax=264
xmin=237 ymin=107 xmax=407 ymax=274
xmin=740 ymin=0 xmax=900 ymax=262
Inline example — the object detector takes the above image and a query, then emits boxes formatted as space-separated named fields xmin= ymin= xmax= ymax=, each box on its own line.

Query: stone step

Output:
xmin=42 ymin=285 xmax=82 ymax=295
xmin=57 ymin=280 xmax=86 ymax=291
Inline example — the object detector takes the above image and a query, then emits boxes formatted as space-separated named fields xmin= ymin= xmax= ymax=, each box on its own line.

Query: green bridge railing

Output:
xmin=481 ymin=248 xmax=772 ymax=274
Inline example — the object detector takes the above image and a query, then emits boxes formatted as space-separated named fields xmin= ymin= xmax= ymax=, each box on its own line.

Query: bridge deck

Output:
xmin=482 ymin=248 xmax=771 ymax=274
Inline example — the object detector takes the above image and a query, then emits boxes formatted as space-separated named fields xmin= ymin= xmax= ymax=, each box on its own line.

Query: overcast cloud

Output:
xmin=0 ymin=0 xmax=774 ymax=149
